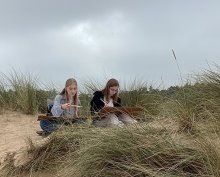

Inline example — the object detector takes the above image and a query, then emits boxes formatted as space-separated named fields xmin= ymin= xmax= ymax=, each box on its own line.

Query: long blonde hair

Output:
xmin=102 ymin=78 xmax=119 ymax=102
xmin=60 ymin=78 xmax=78 ymax=115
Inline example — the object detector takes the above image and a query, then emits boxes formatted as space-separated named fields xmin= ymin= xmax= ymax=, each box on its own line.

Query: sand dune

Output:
xmin=0 ymin=111 xmax=55 ymax=176
xmin=0 ymin=111 xmax=42 ymax=165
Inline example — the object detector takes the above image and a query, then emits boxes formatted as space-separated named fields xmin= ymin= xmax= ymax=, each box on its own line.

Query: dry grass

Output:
xmin=1 ymin=66 xmax=220 ymax=176
xmin=1 ymin=123 xmax=220 ymax=177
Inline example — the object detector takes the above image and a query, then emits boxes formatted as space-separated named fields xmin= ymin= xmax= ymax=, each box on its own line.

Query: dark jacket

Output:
xmin=90 ymin=91 xmax=121 ymax=115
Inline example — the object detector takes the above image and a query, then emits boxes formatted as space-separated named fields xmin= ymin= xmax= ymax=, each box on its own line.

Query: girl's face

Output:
xmin=109 ymin=86 xmax=118 ymax=97
xmin=66 ymin=83 xmax=77 ymax=97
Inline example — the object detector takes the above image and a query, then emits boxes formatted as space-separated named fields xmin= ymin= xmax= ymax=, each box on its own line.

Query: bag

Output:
xmin=46 ymin=103 xmax=53 ymax=116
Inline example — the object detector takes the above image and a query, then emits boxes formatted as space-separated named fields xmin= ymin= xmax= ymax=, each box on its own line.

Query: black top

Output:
xmin=90 ymin=91 xmax=121 ymax=115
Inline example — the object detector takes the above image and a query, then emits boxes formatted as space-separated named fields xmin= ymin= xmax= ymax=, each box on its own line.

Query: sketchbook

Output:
xmin=37 ymin=114 xmax=80 ymax=121
xmin=97 ymin=106 xmax=144 ymax=117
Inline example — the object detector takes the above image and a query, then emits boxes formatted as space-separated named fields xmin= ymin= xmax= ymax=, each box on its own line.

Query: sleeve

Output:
xmin=51 ymin=95 xmax=64 ymax=117
xmin=90 ymin=92 xmax=104 ymax=115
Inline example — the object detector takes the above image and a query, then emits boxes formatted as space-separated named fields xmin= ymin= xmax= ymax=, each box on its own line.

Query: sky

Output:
xmin=0 ymin=0 xmax=219 ymax=89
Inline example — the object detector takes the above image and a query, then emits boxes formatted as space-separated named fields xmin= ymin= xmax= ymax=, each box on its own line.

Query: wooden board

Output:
xmin=37 ymin=114 xmax=79 ymax=121
xmin=98 ymin=106 xmax=144 ymax=117
xmin=38 ymin=114 xmax=59 ymax=121
xmin=38 ymin=106 xmax=144 ymax=121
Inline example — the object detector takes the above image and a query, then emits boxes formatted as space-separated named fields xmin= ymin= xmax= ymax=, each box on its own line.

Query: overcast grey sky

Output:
xmin=0 ymin=0 xmax=219 ymax=89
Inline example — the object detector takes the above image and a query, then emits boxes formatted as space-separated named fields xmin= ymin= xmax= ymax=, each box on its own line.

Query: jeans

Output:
xmin=40 ymin=120 xmax=58 ymax=133
xmin=40 ymin=118 xmax=86 ymax=133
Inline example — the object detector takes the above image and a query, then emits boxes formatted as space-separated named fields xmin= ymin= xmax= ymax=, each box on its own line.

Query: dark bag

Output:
xmin=46 ymin=103 xmax=53 ymax=116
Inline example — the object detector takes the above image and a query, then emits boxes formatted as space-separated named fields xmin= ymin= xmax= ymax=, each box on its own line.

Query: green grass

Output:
xmin=1 ymin=66 xmax=220 ymax=177
xmin=0 ymin=70 xmax=57 ymax=114
xmin=1 ymin=124 xmax=220 ymax=177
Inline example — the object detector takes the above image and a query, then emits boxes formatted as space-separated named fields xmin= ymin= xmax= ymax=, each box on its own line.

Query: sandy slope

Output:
xmin=0 ymin=111 xmax=57 ymax=177
xmin=0 ymin=111 xmax=43 ymax=165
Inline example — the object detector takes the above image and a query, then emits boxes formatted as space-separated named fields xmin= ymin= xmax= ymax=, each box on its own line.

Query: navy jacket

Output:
xmin=90 ymin=91 xmax=121 ymax=115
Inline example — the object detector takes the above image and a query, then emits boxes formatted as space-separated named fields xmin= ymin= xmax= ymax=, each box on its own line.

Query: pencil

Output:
xmin=70 ymin=105 xmax=82 ymax=108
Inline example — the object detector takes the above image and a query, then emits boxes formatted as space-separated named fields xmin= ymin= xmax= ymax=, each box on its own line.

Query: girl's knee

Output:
xmin=119 ymin=114 xmax=137 ymax=125
xmin=107 ymin=114 xmax=120 ymax=125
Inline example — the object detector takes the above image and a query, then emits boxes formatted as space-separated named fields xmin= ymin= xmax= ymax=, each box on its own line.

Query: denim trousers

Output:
xmin=40 ymin=120 xmax=58 ymax=133
xmin=40 ymin=118 xmax=86 ymax=133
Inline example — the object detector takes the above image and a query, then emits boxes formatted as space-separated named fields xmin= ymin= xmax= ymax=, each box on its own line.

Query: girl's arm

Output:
xmin=90 ymin=92 xmax=104 ymax=115
xmin=51 ymin=95 xmax=64 ymax=117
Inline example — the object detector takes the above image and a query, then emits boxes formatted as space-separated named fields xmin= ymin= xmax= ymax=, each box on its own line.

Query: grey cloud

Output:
xmin=0 ymin=0 xmax=220 ymax=88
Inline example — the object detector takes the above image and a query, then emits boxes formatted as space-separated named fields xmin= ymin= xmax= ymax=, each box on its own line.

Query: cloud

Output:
xmin=0 ymin=0 xmax=219 ymax=89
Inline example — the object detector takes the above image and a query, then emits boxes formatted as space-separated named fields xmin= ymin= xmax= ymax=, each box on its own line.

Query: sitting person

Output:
xmin=38 ymin=78 xmax=83 ymax=136
xmin=90 ymin=78 xmax=137 ymax=127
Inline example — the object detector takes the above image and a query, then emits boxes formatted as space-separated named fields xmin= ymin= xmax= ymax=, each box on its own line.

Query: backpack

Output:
xmin=46 ymin=103 xmax=53 ymax=116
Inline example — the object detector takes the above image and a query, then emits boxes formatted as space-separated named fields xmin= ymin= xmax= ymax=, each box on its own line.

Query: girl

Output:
xmin=90 ymin=78 xmax=137 ymax=127
xmin=39 ymin=78 xmax=80 ymax=135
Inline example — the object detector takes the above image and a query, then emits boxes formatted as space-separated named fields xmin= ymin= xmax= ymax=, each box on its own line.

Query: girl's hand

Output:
xmin=61 ymin=103 xmax=71 ymax=110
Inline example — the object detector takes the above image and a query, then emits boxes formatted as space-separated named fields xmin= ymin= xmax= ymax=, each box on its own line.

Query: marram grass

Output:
xmin=1 ymin=66 xmax=220 ymax=176
xmin=1 ymin=124 xmax=220 ymax=177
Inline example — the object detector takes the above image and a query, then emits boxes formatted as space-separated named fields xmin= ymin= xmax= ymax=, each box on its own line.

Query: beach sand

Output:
xmin=0 ymin=111 xmax=53 ymax=177
xmin=0 ymin=111 xmax=41 ymax=159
